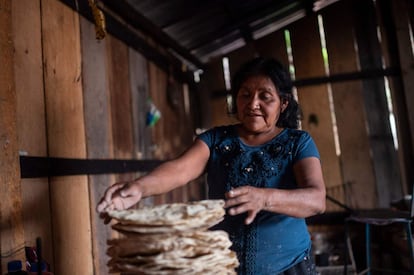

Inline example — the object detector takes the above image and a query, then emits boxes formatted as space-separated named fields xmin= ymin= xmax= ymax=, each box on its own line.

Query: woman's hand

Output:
xmin=225 ymin=186 xmax=268 ymax=225
xmin=96 ymin=180 xmax=143 ymax=223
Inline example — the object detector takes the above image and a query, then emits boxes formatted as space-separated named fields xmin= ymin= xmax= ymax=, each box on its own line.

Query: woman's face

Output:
xmin=236 ymin=75 xmax=287 ymax=133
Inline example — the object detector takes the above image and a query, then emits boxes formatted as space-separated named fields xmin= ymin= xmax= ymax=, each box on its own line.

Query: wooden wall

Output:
xmin=3 ymin=0 xmax=202 ymax=274
xmin=201 ymin=0 xmax=414 ymax=211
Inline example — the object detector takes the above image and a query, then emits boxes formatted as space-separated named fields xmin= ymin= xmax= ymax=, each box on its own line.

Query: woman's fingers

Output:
xmin=96 ymin=199 xmax=111 ymax=213
xmin=96 ymin=183 xmax=124 ymax=212
xmin=96 ymin=181 xmax=141 ymax=213
xmin=245 ymin=210 xmax=258 ymax=225
xmin=225 ymin=186 xmax=265 ymax=224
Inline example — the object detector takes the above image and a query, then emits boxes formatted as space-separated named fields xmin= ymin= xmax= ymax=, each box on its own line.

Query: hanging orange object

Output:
xmin=88 ymin=0 xmax=106 ymax=40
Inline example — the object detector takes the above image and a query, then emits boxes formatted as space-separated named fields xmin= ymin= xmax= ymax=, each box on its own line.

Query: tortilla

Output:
xmin=107 ymin=199 xmax=225 ymax=226
xmin=107 ymin=230 xmax=232 ymax=257
xmin=106 ymin=200 xmax=238 ymax=274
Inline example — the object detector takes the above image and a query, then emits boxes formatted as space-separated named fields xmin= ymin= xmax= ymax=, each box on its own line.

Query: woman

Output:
xmin=97 ymin=57 xmax=326 ymax=274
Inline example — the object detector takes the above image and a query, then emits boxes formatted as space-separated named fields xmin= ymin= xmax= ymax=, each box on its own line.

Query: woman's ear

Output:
xmin=281 ymin=100 xmax=289 ymax=113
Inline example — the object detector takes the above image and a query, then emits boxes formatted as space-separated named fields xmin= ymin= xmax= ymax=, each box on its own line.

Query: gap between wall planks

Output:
xmin=289 ymin=14 xmax=343 ymax=208
xmin=80 ymin=16 xmax=114 ymax=275
xmin=41 ymin=0 xmax=93 ymax=274
xmin=0 ymin=0 xmax=26 ymax=272
xmin=12 ymin=0 xmax=54 ymax=269
xmin=322 ymin=0 xmax=377 ymax=209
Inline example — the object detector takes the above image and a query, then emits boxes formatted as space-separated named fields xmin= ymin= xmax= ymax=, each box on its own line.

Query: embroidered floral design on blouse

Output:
xmin=207 ymin=126 xmax=309 ymax=274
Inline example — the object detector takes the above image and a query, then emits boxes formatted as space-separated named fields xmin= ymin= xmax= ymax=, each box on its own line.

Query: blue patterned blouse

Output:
xmin=197 ymin=125 xmax=320 ymax=274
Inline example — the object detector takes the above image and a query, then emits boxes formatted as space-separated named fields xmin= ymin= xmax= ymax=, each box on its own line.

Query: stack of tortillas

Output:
xmin=106 ymin=199 xmax=239 ymax=274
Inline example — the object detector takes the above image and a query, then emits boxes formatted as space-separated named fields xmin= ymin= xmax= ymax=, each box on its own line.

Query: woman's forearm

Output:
xmin=263 ymin=187 xmax=326 ymax=218
xmin=134 ymin=161 xmax=192 ymax=198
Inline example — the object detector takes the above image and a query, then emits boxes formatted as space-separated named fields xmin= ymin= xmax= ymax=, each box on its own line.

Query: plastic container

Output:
xmin=6 ymin=260 xmax=28 ymax=275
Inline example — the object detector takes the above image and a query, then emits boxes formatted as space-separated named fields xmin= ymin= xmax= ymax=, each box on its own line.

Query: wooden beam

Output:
xmin=211 ymin=67 xmax=400 ymax=98
xmin=293 ymin=67 xmax=400 ymax=86
xmin=20 ymin=156 xmax=163 ymax=178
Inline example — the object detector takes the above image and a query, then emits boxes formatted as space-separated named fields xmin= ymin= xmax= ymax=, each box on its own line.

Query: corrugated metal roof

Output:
xmin=100 ymin=0 xmax=338 ymax=71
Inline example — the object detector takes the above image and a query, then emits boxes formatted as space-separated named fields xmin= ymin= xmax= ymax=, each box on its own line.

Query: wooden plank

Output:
xmin=128 ymin=49 xmax=157 ymax=207
xmin=352 ymin=0 xmax=402 ymax=206
xmin=148 ymin=61 xmax=172 ymax=204
xmin=165 ymin=73 xmax=193 ymax=203
xmin=41 ymin=0 xmax=93 ymax=274
xmin=106 ymin=35 xmax=136 ymax=214
xmin=228 ymin=46 xmax=257 ymax=79
xmin=255 ymin=30 xmax=290 ymax=66
xmin=0 ymin=0 xmax=26 ymax=271
xmin=79 ymin=17 xmax=114 ymax=274
xmin=196 ymin=58 xmax=221 ymax=128
xmin=374 ymin=0 xmax=411 ymax=193
xmin=289 ymin=14 xmax=343 ymax=211
xmin=129 ymin=49 xmax=152 ymax=159
xmin=11 ymin=0 xmax=54 ymax=268
xmin=107 ymin=35 xmax=134 ymax=161
xmin=203 ymin=57 xmax=238 ymax=127
xmin=322 ymin=0 xmax=377 ymax=208
xmin=147 ymin=61 xmax=195 ymax=204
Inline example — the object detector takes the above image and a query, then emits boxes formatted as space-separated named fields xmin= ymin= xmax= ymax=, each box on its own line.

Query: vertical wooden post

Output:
xmin=388 ymin=0 xmax=414 ymax=189
xmin=41 ymin=0 xmax=93 ymax=274
xmin=353 ymin=0 xmax=402 ymax=206
xmin=0 ymin=0 xmax=26 ymax=272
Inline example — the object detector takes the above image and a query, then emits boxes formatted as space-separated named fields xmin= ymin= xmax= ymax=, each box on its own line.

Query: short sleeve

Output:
xmin=197 ymin=125 xmax=234 ymax=149
xmin=293 ymin=131 xmax=320 ymax=161
xmin=197 ymin=128 xmax=215 ymax=148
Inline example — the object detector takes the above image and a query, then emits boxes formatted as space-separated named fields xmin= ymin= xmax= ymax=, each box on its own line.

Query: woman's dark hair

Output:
xmin=230 ymin=57 xmax=301 ymax=129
